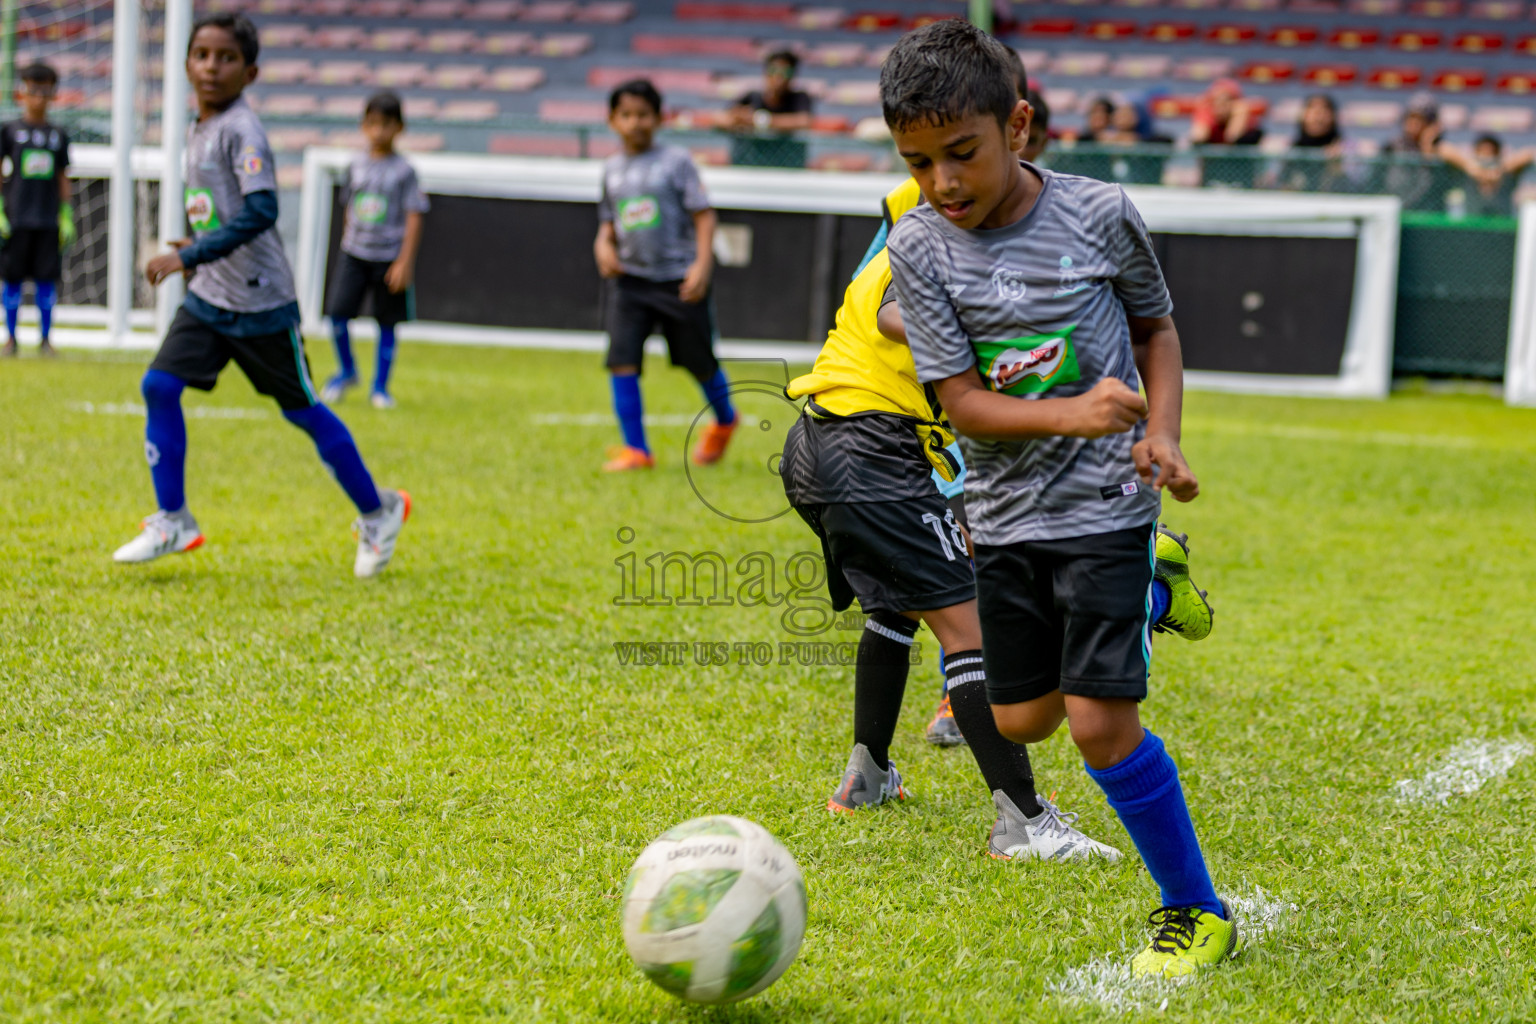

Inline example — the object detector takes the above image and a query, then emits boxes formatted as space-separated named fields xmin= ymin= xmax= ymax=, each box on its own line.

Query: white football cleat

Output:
xmin=989 ymin=791 xmax=1123 ymax=863
xmin=370 ymin=391 xmax=395 ymax=410
xmin=354 ymin=489 xmax=410 ymax=578
xmin=112 ymin=510 xmax=204 ymax=564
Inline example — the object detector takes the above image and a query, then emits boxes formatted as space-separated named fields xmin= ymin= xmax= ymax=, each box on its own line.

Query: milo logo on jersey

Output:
xmin=184 ymin=187 xmax=221 ymax=232
xmin=975 ymin=327 xmax=1081 ymax=395
xmin=20 ymin=148 xmax=54 ymax=180
xmin=353 ymin=191 xmax=388 ymax=224
xmin=617 ymin=195 xmax=660 ymax=232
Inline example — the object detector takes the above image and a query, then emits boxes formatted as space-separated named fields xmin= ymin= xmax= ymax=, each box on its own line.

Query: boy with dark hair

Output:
xmin=0 ymin=62 xmax=74 ymax=358
xmin=321 ymin=89 xmax=429 ymax=410
xmin=595 ymin=78 xmax=736 ymax=472
xmin=117 ymin=12 xmax=409 ymax=578
xmin=881 ymin=19 xmax=1235 ymax=977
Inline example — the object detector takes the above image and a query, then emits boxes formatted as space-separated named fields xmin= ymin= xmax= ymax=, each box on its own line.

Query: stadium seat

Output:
xmin=354 ymin=0 xmax=411 ymax=15
xmin=1240 ymin=60 xmax=1296 ymax=82
xmin=1174 ymin=56 xmax=1235 ymax=79
xmin=1289 ymin=0 xmax=1344 ymax=11
xmin=1023 ymin=17 xmax=1078 ymax=36
xmin=1112 ymin=55 xmax=1174 ymax=77
xmin=311 ymin=25 xmax=368 ymax=49
xmin=376 ymin=62 xmax=431 ymax=87
xmin=523 ymin=1 xmax=579 ymax=20
xmin=1151 ymin=95 xmax=1198 ymax=117
xmin=326 ymin=129 xmax=370 ymax=150
xmin=265 ymin=128 xmax=326 ymax=153
xmin=811 ymin=153 xmax=875 ymax=171
xmin=792 ymin=8 xmax=847 ymax=29
xmin=1267 ymin=25 xmax=1320 ymax=46
xmin=844 ymin=12 xmax=904 ymax=31
xmin=404 ymin=97 xmax=441 ymax=119
xmin=535 ymin=33 xmax=594 ymax=56
xmin=809 ymin=115 xmax=853 ymax=133
xmin=1406 ymin=0 xmax=1460 ymax=14
xmin=306 ymin=0 xmax=355 ymax=14
xmin=260 ymin=22 xmax=312 ymax=48
xmin=1268 ymin=95 xmax=1304 ymax=125
xmin=1232 ymin=0 xmax=1283 ymax=10
xmin=1453 ymin=32 xmax=1504 ymax=53
xmin=1437 ymin=103 xmax=1468 ymax=129
xmin=673 ymin=2 xmax=796 ymax=20
xmin=321 ymin=95 xmax=368 ymax=118
xmin=1339 ymin=99 xmax=1402 ymax=126
xmin=409 ymin=0 xmax=468 ymax=16
xmin=430 ymin=64 xmax=488 ymax=89
xmin=489 ymin=134 xmax=582 ymax=156
xmin=314 ymin=60 xmax=374 ymax=86
xmin=1111 ymin=0 xmax=1164 ymax=8
xmin=1432 ymin=69 xmax=1487 ymax=92
xmin=1051 ymin=52 xmax=1111 ymax=75
xmin=1146 ymin=21 xmax=1198 ymax=41
xmin=1347 ymin=0 xmax=1401 ymax=12
xmin=258 ymin=59 xmax=314 ymax=85
xmin=588 ymin=67 xmax=718 ymax=94
xmin=465 ymin=1 xmax=525 ymax=18
xmin=1389 ymin=29 xmax=1442 ymax=50
xmin=1470 ymin=105 xmax=1534 ymax=132
xmin=1517 ymin=36 xmax=1536 ymax=56
xmin=487 ymin=67 xmax=547 ymax=91
xmin=1086 ymin=19 xmax=1138 ymax=39
xmin=575 ymin=2 xmax=636 ymax=23
xmin=714 ymin=74 xmax=765 ymax=99
xmin=1206 ymin=24 xmax=1260 ymax=44
xmin=864 ymin=43 xmax=895 ymax=67
xmin=440 ymin=99 xmax=502 ymax=121
xmin=1330 ymin=27 xmax=1381 ymax=48
xmin=688 ymin=146 xmax=731 ymax=166
xmin=539 ymin=98 xmax=610 ymax=123
xmin=422 ymin=30 xmax=479 ymax=53
xmin=257 ymin=92 xmax=321 ymax=116
xmin=1368 ymin=65 xmax=1424 ymax=87
xmin=398 ymin=133 xmax=448 ymax=152
xmin=631 ymin=34 xmax=760 ymax=59
xmin=1496 ymin=72 xmax=1536 ymax=94
xmin=1042 ymin=87 xmax=1079 ymax=115
xmin=479 ymin=32 xmax=535 ymax=54
xmin=805 ymin=43 xmax=867 ymax=66
xmin=255 ymin=0 xmax=305 ymax=13
xmin=369 ymin=29 xmax=424 ymax=52
xmin=1468 ymin=0 xmax=1523 ymax=17
xmin=1304 ymin=62 xmax=1360 ymax=85
xmin=828 ymin=80 xmax=880 ymax=104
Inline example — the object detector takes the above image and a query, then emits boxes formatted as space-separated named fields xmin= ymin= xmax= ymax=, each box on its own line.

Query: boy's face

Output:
xmin=17 ymin=81 xmax=53 ymax=122
xmin=1475 ymin=141 xmax=1499 ymax=162
xmin=893 ymin=102 xmax=1030 ymax=231
xmin=609 ymin=93 xmax=659 ymax=150
xmin=186 ymin=25 xmax=256 ymax=110
xmin=362 ymin=111 xmax=403 ymax=149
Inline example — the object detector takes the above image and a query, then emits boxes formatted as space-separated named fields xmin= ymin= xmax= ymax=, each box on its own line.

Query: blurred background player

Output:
xmin=594 ymin=79 xmax=736 ymax=472
xmin=115 ymin=12 xmax=408 ymax=579
xmin=321 ymin=90 xmax=429 ymax=410
xmin=0 ymin=62 xmax=74 ymax=358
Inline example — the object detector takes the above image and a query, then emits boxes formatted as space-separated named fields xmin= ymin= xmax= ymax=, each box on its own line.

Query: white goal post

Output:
xmin=1504 ymin=199 xmax=1536 ymax=407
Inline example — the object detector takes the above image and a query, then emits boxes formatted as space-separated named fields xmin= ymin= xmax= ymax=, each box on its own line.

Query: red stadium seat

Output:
xmin=314 ymin=60 xmax=374 ymax=86
xmin=535 ymin=32 xmax=593 ymax=56
xmin=440 ymin=100 xmax=502 ymax=121
xmin=368 ymin=28 xmax=423 ymax=51
xmin=631 ymin=34 xmax=760 ymax=59
xmin=806 ymin=43 xmax=867 ymax=66
xmin=1231 ymin=0 xmax=1283 ymax=10
xmin=1206 ymin=24 xmax=1260 ymax=44
xmin=1495 ymin=72 xmax=1536 ymax=94
xmin=410 ymin=0 xmax=467 ymax=16
xmin=1517 ymin=35 xmax=1536 ymax=56
xmin=1112 ymin=0 xmax=1164 ymax=8
xmin=259 ymin=59 xmax=314 ymax=84
xmin=430 ymin=64 xmax=488 ymax=88
xmin=479 ymin=32 xmax=535 ymax=53
xmin=1150 ymin=95 xmax=1199 ymax=118
xmin=1146 ymin=21 xmax=1198 ymax=41
xmin=1468 ymin=0 xmax=1522 ymax=17
xmin=1303 ymin=62 xmax=1359 ymax=84
xmin=1367 ymin=65 xmax=1422 ymax=87
xmin=310 ymin=25 xmax=368 ymax=48
xmin=523 ymin=1 xmax=578 ymax=19
xmin=1288 ymin=0 xmax=1342 ymax=11
xmin=587 ymin=68 xmax=719 ymax=94
xmin=1173 ymin=56 xmax=1235 ymax=79
xmin=1169 ymin=0 xmax=1223 ymax=9
xmin=259 ymin=22 xmax=312 ymax=48
xmin=576 ymin=2 xmax=636 ymax=23
xmin=810 ymin=115 xmax=853 ymax=133
xmin=1330 ymin=27 xmax=1380 ymax=47
xmin=1051 ymin=51 xmax=1111 ymax=75
xmin=306 ymin=0 xmax=354 ymax=15
xmin=1112 ymin=54 xmax=1174 ymax=77
xmin=465 ymin=1 xmax=524 ymax=17
xmin=1406 ymin=0 xmax=1460 ymax=13
xmin=1389 ymin=29 xmax=1442 ymax=50
xmin=1453 ymin=32 xmax=1504 ymax=53
xmin=375 ymin=62 xmax=430 ymax=87
xmin=1085 ymin=19 xmax=1138 ymax=39
xmin=1267 ymin=25 xmax=1320 ymax=45
xmin=487 ymin=67 xmax=547 ymax=91
xmin=422 ymin=30 xmax=479 ymax=52
xmin=792 ymin=8 xmax=847 ymax=29
xmin=1023 ymin=17 xmax=1077 ymax=36
xmin=353 ymin=0 xmax=409 ymax=15
xmin=1432 ymin=69 xmax=1487 ymax=91
xmin=844 ymin=12 xmax=904 ymax=30
xmin=1347 ymin=0 xmax=1400 ymax=12
xmin=255 ymin=0 xmax=305 ymax=12
xmin=539 ymin=99 xmax=610 ymax=123
xmin=1240 ymin=60 xmax=1295 ymax=81
xmin=1339 ymin=99 xmax=1401 ymax=126
xmin=674 ymin=3 xmax=796 ymax=20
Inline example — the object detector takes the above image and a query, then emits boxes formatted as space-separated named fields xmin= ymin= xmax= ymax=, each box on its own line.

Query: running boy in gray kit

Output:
xmin=322 ymin=90 xmax=430 ymax=410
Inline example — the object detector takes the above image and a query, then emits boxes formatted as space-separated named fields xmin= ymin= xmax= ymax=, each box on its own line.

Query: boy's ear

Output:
xmin=1007 ymin=99 xmax=1032 ymax=154
xmin=244 ymin=64 xmax=259 ymax=87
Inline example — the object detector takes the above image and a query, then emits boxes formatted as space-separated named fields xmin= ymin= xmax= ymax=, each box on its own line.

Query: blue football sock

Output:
xmin=2 ymin=281 xmax=21 ymax=340
xmin=1151 ymin=579 xmax=1171 ymax=623
xmin=35 ymin=280 xmax=55 ymax=340
xmin=939 ymin=647 xmax=947 ymax=694
xmin=698 ymin=368 xmax=737 ymax=426
xmin=610 ymin=373 xmax=648 ymax=453
xmin=1085 ymin=730 xmax=1223 ymax=917
xmin=282 ymin=403 xmax=383 ymax=515
xmin=330 ymin=317 xmax=356 ymax=378
xmin=374 ymin=325 xmax=397 ymax=395
xmin=141 ymin=369 xmax=188 ymax=512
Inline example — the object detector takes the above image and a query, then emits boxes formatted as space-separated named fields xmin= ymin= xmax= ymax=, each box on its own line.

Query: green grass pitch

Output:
xmin=3 ymin=342 xmax=1536 ymax=1022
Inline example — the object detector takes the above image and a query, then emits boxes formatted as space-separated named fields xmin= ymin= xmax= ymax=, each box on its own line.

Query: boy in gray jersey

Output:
xmin=322 ymin=90 xmax=430 ymax=410
xmin=115 ymin=13 xmax=408 ymax=579
xmin=882 ymin=20 xmax=1237 ymax=979
xmin=594 ymin=79 xmax=737 ymax=472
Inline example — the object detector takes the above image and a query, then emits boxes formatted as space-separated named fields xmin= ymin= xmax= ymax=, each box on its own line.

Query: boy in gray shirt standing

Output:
xmin=322 ymin=90 xmax=430 ymax=410
xmin=593 ymin=79 xmax=737 ymax=472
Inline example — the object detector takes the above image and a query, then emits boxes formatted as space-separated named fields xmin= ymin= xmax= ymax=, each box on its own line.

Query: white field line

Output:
xmin=1393 ymin=738 xmax=1533 ymax=805
xmin=1186 ymin=418 xmax=1524 ymax=453
xmin=1049 ymin=886 xmax=1295 ymax=1013
xmin=66 ymin=401 xmax=271 ymax=421
xmin=529 ymin=412 xmax=765 ymax=427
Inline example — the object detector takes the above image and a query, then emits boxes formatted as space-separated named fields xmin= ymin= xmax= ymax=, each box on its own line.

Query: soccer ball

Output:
xmin=621 ymin=815 xmax=807 ymax=1004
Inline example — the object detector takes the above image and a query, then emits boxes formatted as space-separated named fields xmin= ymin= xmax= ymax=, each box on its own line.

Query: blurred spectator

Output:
xmin=1101 ymin=95 xmax=1173 ymax=146
xmin=1189 ymin=79 xmax=1262 ymax=147
xmin=1293 ymin=94 xmax=1342 ymax=153
xmin=1277 ymin=94 xmax=1347 ymax=192
xmin=1383 ymin=94 xmax=1444 ymax=209
xmin=716 ymin=50 xmax=814 ymax=168
xmin=1079 ymin=95 xmax=1114 ymax=143
xmin=1023 ymin=88 xmax=1050 ymax=163
xmin=1440 ymin=133 xmax=1534 ymax=218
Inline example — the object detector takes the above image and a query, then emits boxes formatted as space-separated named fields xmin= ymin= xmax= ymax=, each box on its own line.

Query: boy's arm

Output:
xmin=147 ymin=190 xmax=279 ymax=284
xmin=1129 ymin=314 xmax=1198 ymax=501
xmin=679 ymin=207 xmax=715 ymax=304
xmin=385 ymin=210 xmax=423 ymax=293
xmin=594 ymin=220 xmax=622 ymax=278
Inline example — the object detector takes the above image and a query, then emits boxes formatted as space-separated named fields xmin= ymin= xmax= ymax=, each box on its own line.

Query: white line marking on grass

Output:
xmin=1049 ymin=886 xmax=1294 ymax=1013
xmin=1187 ymin=419 xmax=1521 ymax=453
xmin=1393 ymin=738 xmax=1533 ymax=805
xmin=529 ymin=413 xmax=764 ymax=427
xmin=67 ymin=401 xmax=271 ymax=420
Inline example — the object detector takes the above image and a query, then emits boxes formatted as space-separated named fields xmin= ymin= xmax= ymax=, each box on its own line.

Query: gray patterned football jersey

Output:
xmin=597 ymin=145 xmax=710 ymax=281
xmin=888 ymin=166 xmax=1172 ymax=545
xmin=183 ymin=96 xmax=296 ymax=313
xmin=340 ymin=153 xmax=431 ymax=262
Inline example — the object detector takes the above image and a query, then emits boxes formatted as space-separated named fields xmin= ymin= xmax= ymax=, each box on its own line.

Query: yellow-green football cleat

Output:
xmin=1153 ymin=525 xmax=1214 ymax=641
xmin=1130 ymin=902 xmax=1239 ymax=979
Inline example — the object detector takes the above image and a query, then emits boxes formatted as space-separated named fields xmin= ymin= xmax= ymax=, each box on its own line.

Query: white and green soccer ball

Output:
xmin=621 ymin=815 xmax=807 ymax=1004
